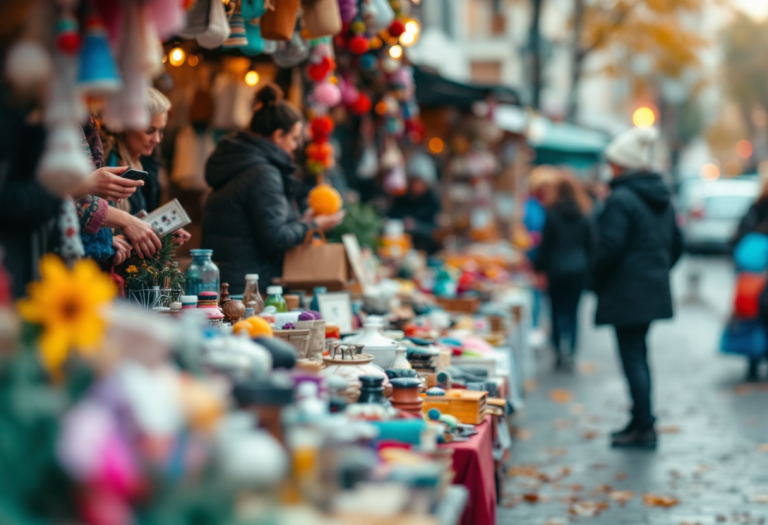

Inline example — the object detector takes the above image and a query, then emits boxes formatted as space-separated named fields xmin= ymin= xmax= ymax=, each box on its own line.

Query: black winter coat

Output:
xmin=593 ymin=172 xmax=683 ymax=327
xmin=534 ymin=199 xmax=595 ymax=284
xmin=201 ymin=133 xmax=310 ymax=295
xmin=0 ymin=89 xmax=61 ymax=297
xmin=388 ymin=189 xmax=442 ymax=254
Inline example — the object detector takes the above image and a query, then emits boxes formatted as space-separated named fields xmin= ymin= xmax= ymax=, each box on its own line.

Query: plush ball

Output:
xmin=339 ymin=79 xmax=360 ymax=105
xmin=305 ymin=160 xmax=325 ymax=175
xmin=351 ymin=20 xmax=366 ymax=34
xmin=308 ymin=310 xmax=322 ymax=320
xmin=311 ymin=115 xmax=335 ymax=139
xmin=298 ymin=311 xmax=314 ymax=321
xmin=388 ymin=19 xmax=405 ymax=38
xmin=306 ymin=56 xmax=332 ymax=82
xmin=313 ymin=81 xmax=341 ymax=108
xmin=359 ymin=53 xmax=377 ymax=70
xmin=309 ymin=184 xmax=343 ymax=216
xmin=350 ymin=92 xmax=372 ymax=115
xmin=348 ymin=35 xmax=370 ymax=55
xmin=5 ymin=41 xmax=52 ymax=90
xmin=282 ymin=322 xmax=296 ymax=330
xmin=306 ymin=142 xmax=333 ymax=163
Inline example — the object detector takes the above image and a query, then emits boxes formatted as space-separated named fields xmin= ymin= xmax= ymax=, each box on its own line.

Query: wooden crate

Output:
xmin=435 ymin=297 xmax=481 ymax=314
xmin=421 ymin=389 xmax=487 ymax=425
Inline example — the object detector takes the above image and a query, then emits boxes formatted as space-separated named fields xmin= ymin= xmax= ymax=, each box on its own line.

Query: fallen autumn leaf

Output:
xmin=549 ymin=389 xmax=574 ymax=404
xmin=643 ymin=493 xmax=680 ymax=507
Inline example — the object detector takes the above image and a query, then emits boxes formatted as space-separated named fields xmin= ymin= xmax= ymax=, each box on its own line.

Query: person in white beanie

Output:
xmin=593 ymin=126 xmax=683 ymax=449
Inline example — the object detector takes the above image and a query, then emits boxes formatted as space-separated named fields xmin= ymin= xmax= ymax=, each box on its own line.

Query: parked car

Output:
xmin=680 ymin=178 xmax=760 ymax=253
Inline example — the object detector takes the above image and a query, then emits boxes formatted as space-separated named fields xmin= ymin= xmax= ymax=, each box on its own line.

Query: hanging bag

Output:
xmin=282 ymin=229 xmax=350 ymax=290
xmin=302 ymin=0 xmax=342 ymax=38
xmin=181 ymin=0 xmax=230 ymax=49
xmin=260 ymin=0 xmax=301 ymax=41
xmin=721 ymin=317 xmax=768 ymax=358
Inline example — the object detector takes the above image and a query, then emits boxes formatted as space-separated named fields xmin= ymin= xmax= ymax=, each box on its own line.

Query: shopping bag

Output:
xmin=302 ymin=0 xmax=342 ymax=38
xmin=720 ymin=317 xmax=768 ymax=358
xmin=260 ymin=0 xmax=301 ymax=41
xmin=734 ymin=232 xmax=768 ymax=272
xmin=733 ymin=272 xmax=767 ymax=319
xmin=282 ymin=229 xmax=350 ymax=290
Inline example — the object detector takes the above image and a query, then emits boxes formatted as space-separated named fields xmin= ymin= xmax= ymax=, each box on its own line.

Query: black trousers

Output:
xmin=548 ymin=275 xmax=585 ymax=355
xmin=615 ymin=323 xmax=654 ymax=429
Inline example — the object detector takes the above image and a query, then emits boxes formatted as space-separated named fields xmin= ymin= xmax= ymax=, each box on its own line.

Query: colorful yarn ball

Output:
xmin=282 ymin=323 xmax=296 ymax=330
xmin=56 ymin=15 xmax=81 ymax=54
xmin=351 ymin=20 xmax=366 ymax=34
xmin=298 ymin=311 xmax=314 ymax=321
xmin=348 ymin=35 xmax=370 ymax=55
xmin=307 ymin=56 xmax=332 ymax=81
xmin=339 ymin=79 xmax=360 ymax=105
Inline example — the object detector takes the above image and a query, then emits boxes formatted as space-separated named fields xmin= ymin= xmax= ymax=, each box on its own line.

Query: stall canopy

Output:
xmin=414 ymin=66 xmax=522 ymax=110
xmin=527 ymin=118 xmax=610 ymax=168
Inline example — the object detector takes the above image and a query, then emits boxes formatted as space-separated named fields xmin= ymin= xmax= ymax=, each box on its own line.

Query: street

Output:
xmin=499 ymin=256 xmax=768 ymax=524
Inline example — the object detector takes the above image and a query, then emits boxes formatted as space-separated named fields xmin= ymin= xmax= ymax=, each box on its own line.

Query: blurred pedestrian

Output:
xmin=534 ymin=175 xmax=596 ymax=371
xmin=388 ymin=151 xmax=442 ymax=254
xmin=202 ymin=84 xmax=344 ymax=294
xmin=594 ymin=127 xmax=683 ymax=449
xmin=732 ymin=178 xmax=768 ymax=380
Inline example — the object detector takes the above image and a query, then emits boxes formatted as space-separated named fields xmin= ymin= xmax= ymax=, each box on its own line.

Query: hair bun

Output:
xmin=255 ymin=83 xmax=283 ymax=107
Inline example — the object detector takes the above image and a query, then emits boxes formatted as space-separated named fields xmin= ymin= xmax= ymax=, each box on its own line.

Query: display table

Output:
xmin=440 ymin=416 xmax=496 ymax=525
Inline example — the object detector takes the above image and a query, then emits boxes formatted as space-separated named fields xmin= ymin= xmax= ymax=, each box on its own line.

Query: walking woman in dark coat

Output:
xmin=201 ymin=84 xmax=344 ymax=294
xmin=595 ymin=126 xmax=683 ymax=449
xmin=535 ymin=175 xmax=596 ymax=371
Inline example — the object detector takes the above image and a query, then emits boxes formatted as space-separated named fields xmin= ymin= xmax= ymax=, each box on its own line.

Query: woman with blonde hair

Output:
xmin=534 ymin=174 xmax=596 ymax=370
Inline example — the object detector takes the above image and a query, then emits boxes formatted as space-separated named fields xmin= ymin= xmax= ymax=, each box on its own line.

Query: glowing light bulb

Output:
xmin=245 ymin=70 xmax=260 ymax=86
xmin=632 ymin=107 xmax=655 ymax=128
xmin=389 ymin=44 xmax=403 ymax=59
xmin=187 ymin=55 xmax=199 ymax=67
xmin=701 ymin=163 xmax=720 ymax=180
xmin=400 ymin=32 xmax=416 ymax=46
xmin=736 ymin=139 xmax=753 ymax=159
xmin=169 ymin=47 xmax=185 ymax=67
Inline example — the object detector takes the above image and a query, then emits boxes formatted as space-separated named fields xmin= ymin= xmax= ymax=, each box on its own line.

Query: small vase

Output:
xmin=389 ymin=377 xmax=423 ymax=416
xmin=358 ymin=375 xmax=391 ymax=407
xmin=391 ymin=345 xmax=411 ymax=370
xmin=320 ymin=353 xmax=389 ymax=403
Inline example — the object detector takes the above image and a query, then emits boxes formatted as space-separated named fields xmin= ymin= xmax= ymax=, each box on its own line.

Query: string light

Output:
xmin=632 ymin=107 xmax=655 ymax=128
xmin=736 ymin=139 xmax=753 ymax=159
xmin=169 ymin=47 xmax=185 ymax=67
xmin=389 ymin=45 xmax=403 ymax=59
xmin=245 ymin=70 xmax=260 ymax=86
xmin=187 ymin=55 xmax=199 ymax=67
xmin=701 ymin=163 xmax=720 ymax=180
xmin=428 ymin=137 xmax=445 ymax=154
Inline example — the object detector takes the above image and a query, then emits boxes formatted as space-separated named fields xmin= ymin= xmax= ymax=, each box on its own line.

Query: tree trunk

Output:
xmin=567 ymin=0 xmax=586 ymax=122
xmin=528 ymin=0 xmax=545 ymax=109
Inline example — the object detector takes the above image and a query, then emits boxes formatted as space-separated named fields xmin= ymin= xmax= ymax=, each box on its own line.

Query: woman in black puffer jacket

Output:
xmin=201 ymin=84 xmax=344 ymax=294
xmin=595 ymin=126 xmax=684 ymax=450
xmin=534 ymin=174 xmax=596 ymax=371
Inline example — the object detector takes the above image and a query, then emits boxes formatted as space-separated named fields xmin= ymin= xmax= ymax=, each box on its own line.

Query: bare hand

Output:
xmin=77 ymin=166 xmax=144 ymax=202
xmin=314 ymin=210 xmax=346 ymax=232
xmin=302 ymin=207 xmax=316 ymax=223
xmin=173 ymin=228 xmax=191 ymax=245
xmin=122 ymin=215 xmax=162 ymax=259
xmin=112 ymin=235 xmax=132 ymax=266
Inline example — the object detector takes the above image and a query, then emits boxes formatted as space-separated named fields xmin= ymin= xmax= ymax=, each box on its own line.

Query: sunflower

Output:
xmin=17 ymin=255 xmax=116 ymax=375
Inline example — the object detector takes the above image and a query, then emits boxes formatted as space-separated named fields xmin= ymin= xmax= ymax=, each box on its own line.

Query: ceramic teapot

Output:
xmin=345 ymin=316 xmax=398 ymax=368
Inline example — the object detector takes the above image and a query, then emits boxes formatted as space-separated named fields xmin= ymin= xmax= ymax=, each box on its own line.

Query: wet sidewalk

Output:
xmin=498 ymin=258 xmax=768 ymax=524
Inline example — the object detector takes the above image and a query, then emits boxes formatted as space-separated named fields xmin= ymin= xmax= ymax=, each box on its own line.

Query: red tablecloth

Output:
xmin=441 ymin=416 xmax=496 ymax=525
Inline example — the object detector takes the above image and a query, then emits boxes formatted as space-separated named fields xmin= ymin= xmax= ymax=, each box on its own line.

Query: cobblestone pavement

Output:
xmin=498 ymin=257 xmax=768 ymax=525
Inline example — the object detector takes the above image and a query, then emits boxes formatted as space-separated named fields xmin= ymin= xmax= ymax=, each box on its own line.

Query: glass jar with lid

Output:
xmin=184 ymin=249 xmax=220 ymax=298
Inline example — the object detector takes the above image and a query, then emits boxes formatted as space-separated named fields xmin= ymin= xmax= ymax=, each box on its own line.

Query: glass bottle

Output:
xmin=264 ymin=286 xmax=288 ymax=313
xmin=184 ymin=249 xmax=220 ymax=298
xmin=243 ymin=274 xmax=265 ymax=314
xmin=309 ymin=286 xmax=326 ymax=312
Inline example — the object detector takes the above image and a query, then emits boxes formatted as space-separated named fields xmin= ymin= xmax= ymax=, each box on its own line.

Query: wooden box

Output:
xmin=421 ymin=389 xmax=487 ymax=425
xmin=435 ymin=297 xmax=481 ymax=314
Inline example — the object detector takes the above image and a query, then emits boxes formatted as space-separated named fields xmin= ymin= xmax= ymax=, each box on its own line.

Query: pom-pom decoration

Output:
xmin=387 ymin=19 xmax=406 ymax=38
xmin=309 ymin=184 xmax=343 ymax=215
xmin=306 ymin=142 xmax=334 ymax=164
xmin=5 ymin=41 xmax=52 ymax=91
xmin=351 ymin=20 xmax=367 ymax=34
xmin=350 ymin=92 xmax=372 ymax=115
xmin=348 ymin=35 xmax=370 ymax=55
xmin=313 ymin=81 xmax=341 ymax=107
xmin=310 ymin=115 xmax=335 ymax=141
xmin=56 ymin=12 xmax=82 ymax=54
xmin=306 ymin=56 xmax=332 ymax=81
xmin=359 ymin=53 xmax=377 ymax=70
xmin=338 ymin=0 xmax=359 ymax=22
xmin=338 ymin=78 xmax=360 ymax=105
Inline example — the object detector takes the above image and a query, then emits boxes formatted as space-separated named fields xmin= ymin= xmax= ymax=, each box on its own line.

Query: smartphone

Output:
xmin=122 ymin=169 xmax=149 ymax=182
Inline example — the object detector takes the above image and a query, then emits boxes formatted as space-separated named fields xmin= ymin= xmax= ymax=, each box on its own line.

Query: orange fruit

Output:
xmin=245 ymin=316 xmax=273 ymax=338
xmin=308 ymin=184 xmax=342 ymax=215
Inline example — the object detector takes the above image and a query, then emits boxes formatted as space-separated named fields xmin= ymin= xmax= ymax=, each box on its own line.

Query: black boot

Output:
xmin=610 ymin=420 xmax=635 ymax=440
xmin=611 ymin=424 xmax=657 ymax=449
xmin=746 ymin=359 xmax=760 ymax=382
